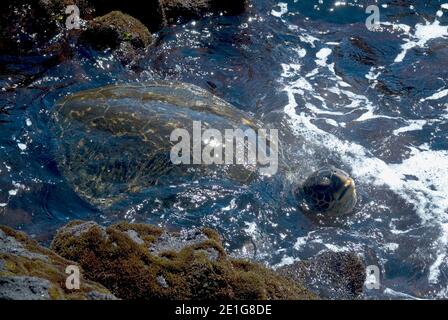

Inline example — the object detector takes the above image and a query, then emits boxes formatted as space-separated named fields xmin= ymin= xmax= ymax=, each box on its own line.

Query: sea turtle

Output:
xmin=51 ymin=81 xmax=357 ymax=216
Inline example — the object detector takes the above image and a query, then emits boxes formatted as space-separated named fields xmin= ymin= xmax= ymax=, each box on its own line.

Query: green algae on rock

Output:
xmin=0 ymin=225 xmax=117 ymax=300
xmin=51 ymin=221 xmax=316 ymax=300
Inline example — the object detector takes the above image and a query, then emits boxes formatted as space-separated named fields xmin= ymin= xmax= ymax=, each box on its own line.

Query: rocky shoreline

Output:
xmin=0 ymin=0 xmax=250 ymax=64
xmin=1 ymin=222 xmax=366 ymax=300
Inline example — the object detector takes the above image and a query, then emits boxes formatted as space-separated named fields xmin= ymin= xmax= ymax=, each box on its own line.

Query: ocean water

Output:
xmin=1 ymin=0 xmax=448 ymax=299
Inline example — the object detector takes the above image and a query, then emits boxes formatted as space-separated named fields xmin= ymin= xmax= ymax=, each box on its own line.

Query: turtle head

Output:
xmin=296 ymin=167 xmax=357 ymax=216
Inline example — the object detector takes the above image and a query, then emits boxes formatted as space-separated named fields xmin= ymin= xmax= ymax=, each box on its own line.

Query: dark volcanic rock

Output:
xmin=0 ymin=276 xmax=52 ymax=300
xmin=81 ymin=11 xmax=153 ymax=49
xmin=0 ymin=225 xmax=117 ymax=300
xmin=51 ymin=221 xmax=316 ymax=300
xmin=87 ymin=0 xmax=165 ymax=32
xmin=80 ymin=10 xmax=153 ymax=63
xmin=0 ymin=0 xmax=93 ymax=55
xmin=277 ymin=251 xmax=366 ymax=300
xmin=0 ymin=0 xmax=249 ymax=65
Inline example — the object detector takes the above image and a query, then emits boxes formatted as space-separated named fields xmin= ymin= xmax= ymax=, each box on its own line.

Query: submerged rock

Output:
xmin=0 ymin=225 xmax=117 ymax=300
xmin=277 ymin=251 xmax=366 ymax=300
xmin=51 ymin=221 xmax=316 ymax=300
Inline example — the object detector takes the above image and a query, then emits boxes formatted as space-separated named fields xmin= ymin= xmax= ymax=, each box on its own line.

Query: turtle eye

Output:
xmin=318 ymin=177 xmax=331 ymax=187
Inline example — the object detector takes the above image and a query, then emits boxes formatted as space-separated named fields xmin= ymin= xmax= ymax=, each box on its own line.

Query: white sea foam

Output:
xmin=315 ymin=48 xmax=332 ymax=67
xmin=393 ymin=120 xmax=427 ymax=135
xmin=17 ymin=143 xmax=27 ymax=151
xmin=393 ymin=11 xmax=448 ymax=63
xmin=428 ymin=223 xmax=448 ymax=284
xmin=383 ymin=288 xmax=424 ymax=300
xmin=244 ymin=221 xmax=257 ymax=236
xmin=294 ymin=234 xmax=311 ymax=251
xmin=284 ymin=98 xmax=448 ymax=286
xmin=271 ymin=2 xmax=288 ymax=18
xmin=420 ymin=88 xmax=448 ymax=102
xmin=274 ymin=255 xmax=299 ymax=268
xmin=383 ymin=243 xmax=399 ymax=252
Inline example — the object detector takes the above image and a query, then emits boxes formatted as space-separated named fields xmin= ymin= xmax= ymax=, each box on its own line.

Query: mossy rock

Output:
xmin=87 ymin=0 xmax=165 ymax=32
xmin=51 ymin=221 xmax=316 ymax=300
xmin=0 ymin=225 xmax=117 ymax=300
xmin=81 ymin=11 xmax=153 ymax=50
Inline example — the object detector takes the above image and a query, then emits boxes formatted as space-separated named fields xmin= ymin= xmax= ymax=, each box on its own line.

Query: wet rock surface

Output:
xmin=50 ymin=221 xmax=316 ymax=300
xmin=0 ymin=0 xmax=249 ymax=63
xmin=0 ymin=225 xmax=117 ymax=300
xmin=277 ymin=251 xmax=366 ymax=300
xmin=0 ymin=0 xmax=75 ymax=55
xmin=80 ymin=11 xmax=153 ymax=64
xmin=88 ymin=0 xmax=165 ymax=32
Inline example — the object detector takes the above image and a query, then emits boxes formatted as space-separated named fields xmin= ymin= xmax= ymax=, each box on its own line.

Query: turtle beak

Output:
xmin=337 ymin=175 xmax=356 ymax=200
xmin=343 ymin=177 xmax=354 ymax=189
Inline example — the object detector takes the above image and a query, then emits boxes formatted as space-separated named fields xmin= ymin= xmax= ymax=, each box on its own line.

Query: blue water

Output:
xmin=1 ymin=0 xmax=448 ymax=299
